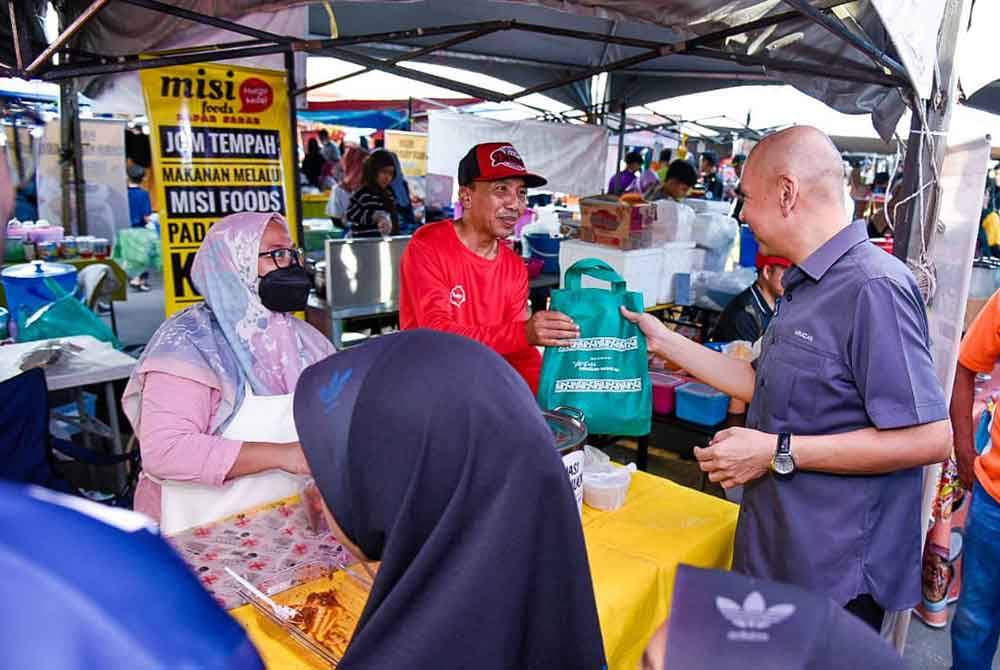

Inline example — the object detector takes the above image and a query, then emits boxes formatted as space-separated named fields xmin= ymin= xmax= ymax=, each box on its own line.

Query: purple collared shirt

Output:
xmin=738 ymin=220 xmax=948 ymax=610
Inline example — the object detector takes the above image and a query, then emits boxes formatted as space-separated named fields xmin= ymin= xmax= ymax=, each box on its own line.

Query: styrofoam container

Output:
xmin=652 ymin=200 xmax=695 ymax=243
xmin=583 ymin=466 xmax=633 ymax=511
xmin=675 ymin=382 xmax=730 ymax=427
xmin=659 ymin=241 xmax=699 ymax=303
xmin=559 ymin=239 xmax=662 ymax=309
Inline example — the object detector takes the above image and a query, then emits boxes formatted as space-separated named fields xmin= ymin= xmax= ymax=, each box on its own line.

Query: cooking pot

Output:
xmin=543 ymin=406 xmax=587 ymax=514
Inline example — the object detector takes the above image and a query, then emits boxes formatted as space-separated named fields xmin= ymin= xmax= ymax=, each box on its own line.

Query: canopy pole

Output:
xmin=894 ymin=0 xmax=967 ymax=266
xmin=407 ymin=97 xmax=413 ymax=131
xmin=285 ymin=50 xmax=303 ymax=247
xmin=616 ymin=102 xmax=626 ymax=173
xmin=781 ymin=0 xmax=908 ymax=82
xmin=888 ymin=0 xmax=969 ymax=655
xmin=25 ymin=0 xmax=110 ymax=74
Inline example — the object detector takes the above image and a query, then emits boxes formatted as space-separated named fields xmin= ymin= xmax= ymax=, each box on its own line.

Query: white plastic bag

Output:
xmin=653 ymin=201 xmax=695 ymax=243
xmin=693 ymin=213 xmax=738 ymax=250
xmin=692 ymin=268 xmax=757 ymax=311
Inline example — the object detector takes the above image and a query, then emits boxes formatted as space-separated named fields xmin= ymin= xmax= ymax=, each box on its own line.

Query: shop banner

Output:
xmin=140 ymin=63 xmax=298 ymax=317
xmin=36 ymin=118 xmax=130 ymax=241
xmin=385 ymin=130 xmax=428 ymax=177
xmin=428 ymin=110 xmax=608 ymax=195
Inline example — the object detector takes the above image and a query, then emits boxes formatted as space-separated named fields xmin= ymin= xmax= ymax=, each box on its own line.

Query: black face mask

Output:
xmin=258 ymin=265 xmax=311 ymax=313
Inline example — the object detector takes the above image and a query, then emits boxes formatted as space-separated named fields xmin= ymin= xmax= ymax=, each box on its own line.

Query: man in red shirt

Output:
xmin=400 ymin=142 xmax=578 ymax=393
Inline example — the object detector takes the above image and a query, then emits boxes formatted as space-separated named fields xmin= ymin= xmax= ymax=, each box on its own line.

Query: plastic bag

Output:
xmin=693 ymin=213 xmax=738 ymax=250
xmin=653 ymin=201 xmax=695 ymax=243
xmin=16 ymin=278 xmax=121 ymax=348
xmin=112 ymin=227 xmax=162 ymax=276
xmin=692 ymin=268 xmax=757 ymax=311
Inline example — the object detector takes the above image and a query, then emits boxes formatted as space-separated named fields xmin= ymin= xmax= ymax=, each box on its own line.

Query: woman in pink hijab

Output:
xmin=123 ymin=213 xmax=334 ymax=533
xmin=325 ymin=143 xmax=368 ymax=227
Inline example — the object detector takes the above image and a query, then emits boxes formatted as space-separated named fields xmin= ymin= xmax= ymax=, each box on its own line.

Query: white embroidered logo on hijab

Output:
xmin=716 ymin=591 xmax=796 ymax=642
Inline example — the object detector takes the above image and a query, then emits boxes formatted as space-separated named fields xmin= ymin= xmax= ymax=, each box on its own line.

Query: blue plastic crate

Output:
xmin=739 ymin=225 xmax=759 ymax=268
xmin=675 ymin=382 xmax=729 ymax=426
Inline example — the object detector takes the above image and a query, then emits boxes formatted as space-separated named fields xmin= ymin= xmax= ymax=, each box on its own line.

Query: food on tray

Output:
xmin=272 ymin=569 xmax=371 ymax=659
xmin=290 ymin=589 xmax=355 ymax=657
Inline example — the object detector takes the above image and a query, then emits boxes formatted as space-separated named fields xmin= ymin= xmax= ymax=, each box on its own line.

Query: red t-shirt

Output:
xmin=400 ymin=220 xmax=541 ymax=393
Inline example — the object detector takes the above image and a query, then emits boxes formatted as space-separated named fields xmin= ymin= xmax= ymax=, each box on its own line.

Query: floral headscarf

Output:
xmin=122 ymin=213 xmax=333 ymax=436
xmin=340 ymin=144 xmax=367 ymax=193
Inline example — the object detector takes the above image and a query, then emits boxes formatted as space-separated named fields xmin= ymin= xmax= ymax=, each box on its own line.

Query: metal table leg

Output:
xmin=104 ymin=381 xmax=123 ymax=455
xmin=331 ymin=317 xmax=345 ymax=350
xmin=637 ymin=433 xmax=649 ymax=472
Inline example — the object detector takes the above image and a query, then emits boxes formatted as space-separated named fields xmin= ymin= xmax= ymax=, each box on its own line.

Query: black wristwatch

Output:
xmin=771 ymin=432 xmax=796 ymax=476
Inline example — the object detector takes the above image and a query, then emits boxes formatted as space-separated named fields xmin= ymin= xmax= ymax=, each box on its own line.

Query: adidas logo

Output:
xmin=716 ymin=591 xmax=796 ymax=642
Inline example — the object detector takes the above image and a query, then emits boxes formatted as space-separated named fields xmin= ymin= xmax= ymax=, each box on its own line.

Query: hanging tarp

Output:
xmin=427 ymin=109 xmax=608 ymax=195
xmin=298 ymin=109 xmax=408 ymax=129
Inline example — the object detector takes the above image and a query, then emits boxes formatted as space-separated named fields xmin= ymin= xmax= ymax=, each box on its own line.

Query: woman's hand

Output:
xmin=282 ymin=442 xmax=312 ymax=475
xmin=229 ymin=441 xmax=311 ymax=478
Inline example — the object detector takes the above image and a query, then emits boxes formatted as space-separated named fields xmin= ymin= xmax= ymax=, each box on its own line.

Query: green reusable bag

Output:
xmin=537 ymin=258 xmax=651 ymax=436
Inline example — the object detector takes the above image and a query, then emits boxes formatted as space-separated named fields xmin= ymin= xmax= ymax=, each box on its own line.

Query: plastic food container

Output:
xmin=649 ymin=371 xmax=687 ymax=415
xmin=240 ymin=561 xmax=373 ymax=666
xmin=0 ymin=261 xmax=78 ymax=319
xmin=93 ymin=238 xmax=110 ymax=259
xmin=544 ymin=406 xmax=587 ymax=515
xmin=583 ymin=464 xmax=634 ymax=511
xmin=77 ymin=236 xmax=95 ymax=259
xmin=60 ymin=236 xmax=78 ymax=258
xmin=37 ymin=241 xmax=59 ymax=261
xmin=675 ymin=382 xmax=730 ymax=427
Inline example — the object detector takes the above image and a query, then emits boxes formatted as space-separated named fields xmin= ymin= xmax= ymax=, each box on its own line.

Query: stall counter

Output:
xmin=226 ymin=471 xmax=738 ymax=670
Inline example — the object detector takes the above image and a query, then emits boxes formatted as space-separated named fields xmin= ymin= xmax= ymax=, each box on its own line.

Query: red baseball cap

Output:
xmin=457 ymin=142 xmax=548 ymax=188
xmin=755 ymin=253 xmax=793 ymax=270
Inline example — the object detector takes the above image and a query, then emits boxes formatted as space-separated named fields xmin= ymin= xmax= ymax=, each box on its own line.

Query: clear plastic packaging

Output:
xmin=300 ymin=477 xmax=328 ymax=535
xmin=583 ymin=463 xmax=636 ymax=511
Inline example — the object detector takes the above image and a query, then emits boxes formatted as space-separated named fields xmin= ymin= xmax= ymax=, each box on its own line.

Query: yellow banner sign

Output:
xmin=140 ymin=63 xmax=298 ymax=316
xmin=384 ymin=130 xmax=428 ymax=177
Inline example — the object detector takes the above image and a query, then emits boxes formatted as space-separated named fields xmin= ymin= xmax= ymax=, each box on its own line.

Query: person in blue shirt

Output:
xmin=126 ymin=163 xmax=153 ymax=291
xmin=127 ymin=163 xmax=152 ymax=228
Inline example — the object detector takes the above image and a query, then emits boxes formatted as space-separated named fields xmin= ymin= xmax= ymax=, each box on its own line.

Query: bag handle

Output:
xmin=564 ymin=258 xmax=627 ymax=293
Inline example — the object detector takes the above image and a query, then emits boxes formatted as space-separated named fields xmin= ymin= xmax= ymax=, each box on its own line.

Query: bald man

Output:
xmin=624 ymin=126 xmax=950 ymax=630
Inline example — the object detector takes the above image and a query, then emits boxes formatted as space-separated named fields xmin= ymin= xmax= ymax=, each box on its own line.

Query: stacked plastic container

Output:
xmin=558 ymin=239 xmax=662 ymax=309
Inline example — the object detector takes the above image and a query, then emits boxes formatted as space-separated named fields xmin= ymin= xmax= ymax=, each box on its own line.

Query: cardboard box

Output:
xmin=579 ymin=196 xmax=654 ymax=249
xmin=580 ymin=226 xmax=652 ymax=250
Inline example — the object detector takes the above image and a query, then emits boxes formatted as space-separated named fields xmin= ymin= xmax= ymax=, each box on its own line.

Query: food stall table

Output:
xmin=221 ymin=471 xmax=738 ymax=670
xmin=0 ymin=335 xmax=135 ymax=456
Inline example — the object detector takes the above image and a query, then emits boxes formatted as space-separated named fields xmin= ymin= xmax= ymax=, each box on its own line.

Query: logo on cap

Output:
xmin=490 ymin=145 xmax=527 ymax=173
xmin=716 ymin=591 xmax=795 ymax=642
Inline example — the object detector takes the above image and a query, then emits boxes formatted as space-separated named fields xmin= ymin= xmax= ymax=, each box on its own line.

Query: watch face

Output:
xmin=773 ymin=454 xmax=795 ymax=476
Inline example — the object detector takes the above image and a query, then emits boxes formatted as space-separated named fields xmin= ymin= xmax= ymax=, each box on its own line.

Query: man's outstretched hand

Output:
xmin=621 ymin=305 xmax=669 ymax=356
xmin=526 ymin=311 xmax=580 ymax=347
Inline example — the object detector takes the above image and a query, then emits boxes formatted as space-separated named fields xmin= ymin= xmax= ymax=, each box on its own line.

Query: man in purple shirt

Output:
xmin=624 ymin=126 xmax=951 ymax=630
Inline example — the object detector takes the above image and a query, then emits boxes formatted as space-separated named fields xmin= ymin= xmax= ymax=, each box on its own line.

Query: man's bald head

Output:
xmin=738 ymin=126 xmax=849 ymax=262
xmin=747 ymin=126 xmax=845 ymax=205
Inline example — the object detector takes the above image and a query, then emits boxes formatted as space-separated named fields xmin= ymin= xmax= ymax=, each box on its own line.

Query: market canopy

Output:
xmin=0 ymin=1 xmax=956 ymax=141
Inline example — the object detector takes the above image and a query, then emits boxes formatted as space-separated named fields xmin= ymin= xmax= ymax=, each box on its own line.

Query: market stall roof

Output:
xmin=311 ymin=0 xmax=926 ymax=139
xmin=0 ymin=1 xmax=941 ymax=141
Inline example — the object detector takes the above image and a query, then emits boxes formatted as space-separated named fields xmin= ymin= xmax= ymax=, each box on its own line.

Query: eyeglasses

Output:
xmin=258 ymin=247 xmax=302 ymax=269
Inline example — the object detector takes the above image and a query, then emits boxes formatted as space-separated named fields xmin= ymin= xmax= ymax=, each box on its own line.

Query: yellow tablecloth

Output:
xmin=230 ymin=471 xmax=738 ymax=670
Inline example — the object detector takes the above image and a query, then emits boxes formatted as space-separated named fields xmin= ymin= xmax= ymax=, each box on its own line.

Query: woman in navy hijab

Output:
xmin=293 ymin=330 xmax=606 ymax=669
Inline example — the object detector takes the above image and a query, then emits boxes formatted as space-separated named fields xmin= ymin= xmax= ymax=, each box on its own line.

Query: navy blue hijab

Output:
xmin=663 ymin=565 xmax=905 ymax=669
xmin=294 ymin=330 xmax=606 ymax=669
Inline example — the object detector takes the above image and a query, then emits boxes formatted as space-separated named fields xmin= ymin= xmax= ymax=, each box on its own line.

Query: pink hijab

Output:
xmin=123 ymin=213 xmax=333 ymax=436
